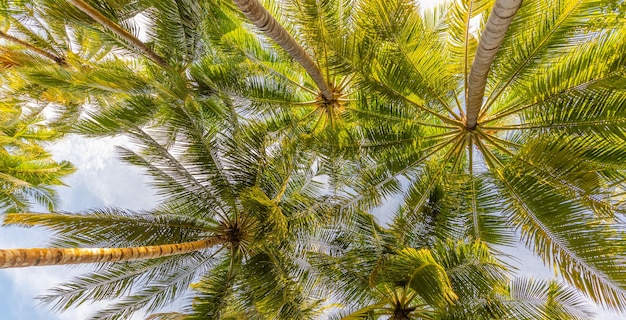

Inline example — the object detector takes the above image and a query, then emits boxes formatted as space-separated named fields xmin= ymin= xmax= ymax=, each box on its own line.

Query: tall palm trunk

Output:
xmin=232 ymin=0 xmax=334 ymax=100
xmin=66 ymin=0 xmax=169 ymax=68
xmin=0 ymin=235 xmax=226 ymax=268
xmin=0 ymin=31 xmax=66 ymax=65
xmin=465 ymin=0 xmax=522 ymax=129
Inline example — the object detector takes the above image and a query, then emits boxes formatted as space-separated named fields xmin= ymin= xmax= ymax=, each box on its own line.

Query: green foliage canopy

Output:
xmin=1 ymin=0 xmax=626 ymax=319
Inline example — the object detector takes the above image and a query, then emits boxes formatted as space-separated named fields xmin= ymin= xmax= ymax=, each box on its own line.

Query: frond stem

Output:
xmin=463 ymin=0 xmax=475 ymax=102
xmin=406 ymin=133 xmax=466 ymax=221
xmin=364 ymin=77 xmax=463 ymax=126
xmin=344 ymin=107 xmax=457 ymax=129
xmin=0 ymin=31 xmax=66 ymax=65
xmin=474 ymin=137 xmax=502 ymax=168
xmin=361 ymin=129 xmax=462 ymax=148
xmin=66 ymin=0 xmax=168 ymax=68
xmin=483 ymin=118 xmax=626 ymax=131
xmin=476 ymin=128 xmax=521 ymax=150
xmin=475 ymin=129 xmax=515 ymax=157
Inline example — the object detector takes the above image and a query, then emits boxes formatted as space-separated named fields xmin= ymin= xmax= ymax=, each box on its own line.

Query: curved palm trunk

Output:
xmin=232 ymin=0 xmax=333 ymax=100
xmin=0 ymin=31 xmax=66 ymax=65
xmin=465 ymin=0 xmax=522 ymax=130
xmin=66 ymin=0 xmax=169 ymax=68
xmin=0 ymin=235 xmax=226 ymax=268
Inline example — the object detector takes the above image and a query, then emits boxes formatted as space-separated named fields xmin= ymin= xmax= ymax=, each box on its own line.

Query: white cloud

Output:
xmin=50 ymin=134 xmax=159 ymax=210
xmin=50 ymin=135 xmax=123 ymax=171
xmin=0 ymin=134 xmax=157 ymax=319
xmin=418 ymin=0 xmax=449 ymax=11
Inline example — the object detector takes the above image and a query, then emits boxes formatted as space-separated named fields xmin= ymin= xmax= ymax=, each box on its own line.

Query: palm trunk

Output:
xmin=66 ymin=0 xmax=169 ymax=68
xmin=465 ymin=0 xmax=522 ymax=130
xmin=0 ymin=31 xmax=66 ymax=65
xmin=391 ymin=306 xmax=415 ymax=320
xmin=232 ymin=0 xmax=333 ymax=100
xmin=0 ymin=235 xmax=226 ymax=268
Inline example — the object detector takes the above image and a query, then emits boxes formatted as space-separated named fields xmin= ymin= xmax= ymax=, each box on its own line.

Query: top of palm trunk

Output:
xmin=465 ymin=0 xmax=523 ymax=130
xmin=232 ymin=0 xmax=334 ymax=100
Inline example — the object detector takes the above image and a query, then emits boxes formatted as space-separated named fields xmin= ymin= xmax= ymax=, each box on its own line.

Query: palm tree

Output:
xmin=203 ymin=0 xmax=359 ymax=139
xmin=1 ymin=114 xmax=330 ymax=319
xmin=1 ymin=0 xmax=626 ymax=318
xmin=310 ymin=211 xmax=594 ymax=319
xmin=221 ymin=0 xmax=626 ymax=310
xmin=0 ymin=99 xmax=75 ymax=212
xmin=336 ymin=0 xmax=626 ymax=311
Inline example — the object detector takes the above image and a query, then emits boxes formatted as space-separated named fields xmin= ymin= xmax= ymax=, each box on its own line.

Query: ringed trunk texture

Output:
xmin=66 ymin=0 xmax=169 ymax=68
xmin=0 ymin=31 xmax=66 ymax=65
xmin=465 ymin=0 xmax=522 ymax=129
xmin=232 ymin=0 xmax=333 ymax=100
xmin=0 ymin=236 xmax=226 ymax=268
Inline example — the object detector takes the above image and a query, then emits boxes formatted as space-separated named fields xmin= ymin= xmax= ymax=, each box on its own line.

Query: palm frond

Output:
xmin=494 ymin=165 xmax=626 ymax=310
xmin=88 ymin=251 xmax=219 ymax=320
xmin=505 ymin=278 xmax=595 ymax=320
xmin=37 ymin=251 xmax=217 ymax=312
xmin=4 ymin=209 xmax=215 ymax=247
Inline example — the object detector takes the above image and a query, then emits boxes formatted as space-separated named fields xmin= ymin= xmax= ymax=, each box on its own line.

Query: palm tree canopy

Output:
xmin=1 ymin=0 xmax=626 ymax=318
xmin=2 ymin=113 xmax=331 ymax=319
xmin=0 ymin=98 xmax=74 ymax=212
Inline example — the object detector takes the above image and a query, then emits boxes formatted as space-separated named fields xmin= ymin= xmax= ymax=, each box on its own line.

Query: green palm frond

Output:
xmin=308 ymin=212 xmax=392 ymax=309
xmin=443 ymin=0 xmax=495 ymax=96
xmin=89 ymin=251 xmax=220 ymax=320
xmin=4 ymin=209 xmax=216 ymax=247
xmin=494 ymin=165 xmax=626 ymax=309
xmin=3 ymin=0 xmax=626 ymax=317
xmin=356 ymin=0 xmax=462 ymax=121
xmin=0 ymin=99 xmax=74 ymax=212
xmin=484 ymin=0 xmax=612 ymax=114
xmin=431 ymin=240 xmax=506 ymax=303
xmin=383 ymin=247 xmax=457 ymax=307
xmin=148 ymin=0 xmax=205 ymax=66
xmin=505 ymin=278 xmax=595 ymax=320
xmin=187 ymin=258 xmax=238 ymax=319
xmin=38 ymin=252 xmax=217 ymax=313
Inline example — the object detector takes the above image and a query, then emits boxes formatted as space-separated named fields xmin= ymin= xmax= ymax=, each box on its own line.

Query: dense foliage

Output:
xmin=1 ymin=0 xmax=626 ymax=319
